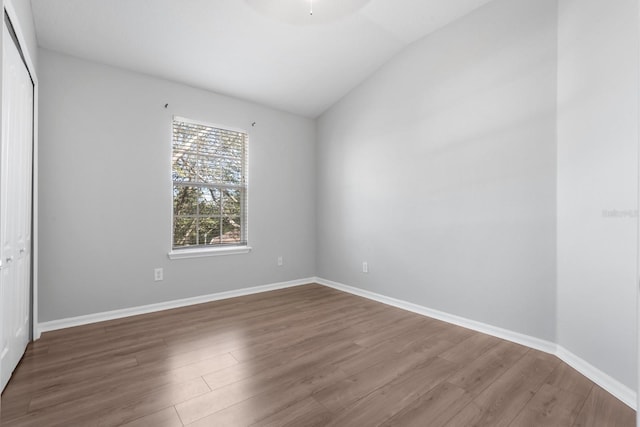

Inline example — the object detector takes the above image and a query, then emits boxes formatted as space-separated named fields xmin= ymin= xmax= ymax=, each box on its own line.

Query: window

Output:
xmin=171 ymin=117 xmax=248 ymax=255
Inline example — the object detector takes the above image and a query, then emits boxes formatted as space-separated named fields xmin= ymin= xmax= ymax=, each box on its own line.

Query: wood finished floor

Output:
xmin=0 ymin=284 xmax=635 ymax=426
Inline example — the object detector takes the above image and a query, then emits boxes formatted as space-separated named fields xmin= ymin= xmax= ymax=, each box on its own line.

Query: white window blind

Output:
xmin=172 ymin=117 xmax=248 ymax=249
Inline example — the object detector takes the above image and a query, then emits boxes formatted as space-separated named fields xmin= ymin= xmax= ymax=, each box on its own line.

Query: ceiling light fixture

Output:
xmin=245 ymin=0 xmax=371 ymax=25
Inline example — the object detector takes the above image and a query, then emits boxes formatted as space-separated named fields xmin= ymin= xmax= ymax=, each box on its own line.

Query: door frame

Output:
xmin=636 ymin=0 xmax=640 ymax=408
xmin=2 ymin=0 xmax=39 ymax=340
xmin=636 ymin=0 xmax=640 ymax=419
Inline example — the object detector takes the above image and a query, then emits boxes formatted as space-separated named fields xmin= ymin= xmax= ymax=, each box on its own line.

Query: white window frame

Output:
xmin=168 ymin=116 xmax=251 ymax=259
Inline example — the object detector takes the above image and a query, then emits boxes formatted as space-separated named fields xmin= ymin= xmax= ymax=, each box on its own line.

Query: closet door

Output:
xmin=0 ymin=20 xmax=33 ymax=392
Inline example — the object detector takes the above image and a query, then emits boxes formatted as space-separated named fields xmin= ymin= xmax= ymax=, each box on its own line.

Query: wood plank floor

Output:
xmin=0 ymin=284 xmax=635 ymax=426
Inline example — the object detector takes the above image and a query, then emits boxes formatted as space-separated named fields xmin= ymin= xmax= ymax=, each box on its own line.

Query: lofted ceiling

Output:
xmin=31 ymin=0 xmax=494 ymax=118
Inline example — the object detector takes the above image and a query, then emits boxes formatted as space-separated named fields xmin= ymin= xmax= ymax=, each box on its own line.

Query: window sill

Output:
xmin=168 ymin=246 xmax=252 ymax=260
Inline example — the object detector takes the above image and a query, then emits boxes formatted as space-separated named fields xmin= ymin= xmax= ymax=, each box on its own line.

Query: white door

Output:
xmin=0 ymin=20 xmax=34 ymax=392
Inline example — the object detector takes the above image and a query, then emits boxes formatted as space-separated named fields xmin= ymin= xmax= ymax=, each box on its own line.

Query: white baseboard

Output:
xmin=555 ymin=346 xmax=637 ymax=410
xmin=315 ymin=277 xmax=558 ymax=354
xmin=314 ymin=277 xmax=637 ymax=410
xmin=37 ymin=277 xmax=314 ymax=335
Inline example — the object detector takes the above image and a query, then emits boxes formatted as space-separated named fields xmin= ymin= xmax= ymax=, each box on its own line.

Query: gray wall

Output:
xmin=37 ymin=49 xmax=316 ymax=321
xmin=557 ymin=0 xmax=638 ymax=391
xmin=317 ymin=0 xmax=558 ymax=341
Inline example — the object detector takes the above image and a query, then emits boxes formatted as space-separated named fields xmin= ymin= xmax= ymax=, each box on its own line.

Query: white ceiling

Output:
xmin=31 ymin=0 xmax=494 ymax=118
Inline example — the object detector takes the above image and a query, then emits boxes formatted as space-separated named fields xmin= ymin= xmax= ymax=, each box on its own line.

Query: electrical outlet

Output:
xmin=277 ymin=256 xmax=283 ymax=266
xmin=362 ymin=262 xmax=368 ymax=273
xmin=154 ymin=268 xmax=163 ymax=281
